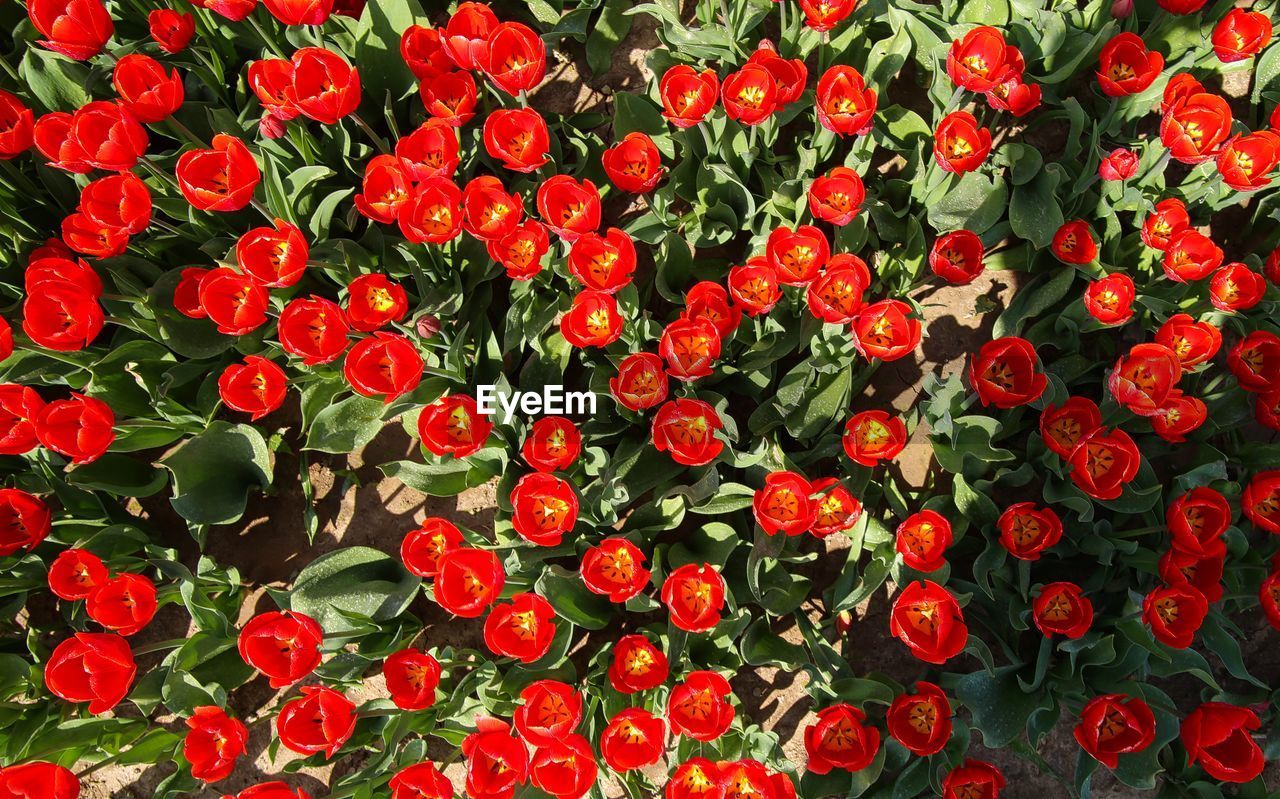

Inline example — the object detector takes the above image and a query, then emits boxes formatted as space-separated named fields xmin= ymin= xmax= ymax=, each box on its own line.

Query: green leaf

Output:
xmin=926 ymin=171 xmax=1009 ymax=235
xmin=305 ymin=394 xmax=388 ymax=454
xmin=992 ymin=267 xmax=1076 ymax=339
xmin=159 ymin=422 xmax=273 ymax=525
xmin=1009 ymin=169 xmax=1064 ymax=249
xmin=353 ymin=0 xmax=424 ymax=101
xmin=535 ymin=565 xmax=612 ymax=630
xmin=67 ymin=454 xmax=168 ymax=498
xmin=20 ymin=49 xmax=90 ymax=112
xmin=587 ymin=0 xmax=633 ymax=77
xmin=289 ymin=546 xmax=421 ymax=633
xmin=951 ymin=665 xmax=1053 ymax=747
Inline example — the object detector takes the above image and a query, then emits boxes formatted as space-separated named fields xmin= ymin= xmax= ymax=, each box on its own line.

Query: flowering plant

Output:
xmin=0 ymin=0 xmax=1279 ymax=797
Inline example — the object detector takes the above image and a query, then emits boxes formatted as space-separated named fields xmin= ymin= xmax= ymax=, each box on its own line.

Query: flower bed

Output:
xmin=0 ymin=0 xmax=1279 ymax=797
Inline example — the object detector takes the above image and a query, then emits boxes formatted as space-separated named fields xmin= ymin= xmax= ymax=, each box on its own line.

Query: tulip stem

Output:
xmin=132 ymin=637 xmax=188 ymax=656
xmin=167 ymin=117 xmax=208 ymax=148
xmin=246 ymin=12 xmax=288 ymax=59
xmin=250 ymin=198 xmax=276 ymax=222
xmin=350 ymin=111 xmax=391 ymax=154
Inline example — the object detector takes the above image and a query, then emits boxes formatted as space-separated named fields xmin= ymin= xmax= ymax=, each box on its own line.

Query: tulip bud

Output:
xmin=416 ymin=314 xmax=441 ymax=339
xmin=1111 ymin=0 xmax=1134 ymax=17
xmin=835 ymin=610 xmax=853 ymax=634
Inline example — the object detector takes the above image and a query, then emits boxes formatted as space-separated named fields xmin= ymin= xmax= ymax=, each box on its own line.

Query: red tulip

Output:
xmin=581 ymin=537 xmax=650 ymax=602
xmin=895 ymin=509 xmax=952 ymax=572
xmin=942 ymin=760 xmax=1005 ymax=799
xmin=1217 ymin=131 xmax=1280 ymax=191
xmin=997 ymin=502 xmax=1063 ymax=560
xmin=148 ymin=9 xmax=194 ymax=53
xmin=1141 ymin=197 xmax=1190 ymax=250
xmin=176 ymin=134 xmax=260 ymax=212
xmin=184 ymin=706 xmax=248 ymax=783
xmin=816 ymin=66 xmax=877 ymax=135
xmin=1098 ymin=147 xmax=1139 ymax=180
xmin=721 ymin=64 xmax=777 ymax=126
xmin=851 ymin=299 xmax=921 ymax=361
xmin=86 ymin=572 xmax=156 ymax=636
xmin=400 ymin=517 xmax=462 ymax=579
xmin=803 ymin=704 xmax=879 ymax=773
xmin=345 ymin=273 xmax=407 ymax=331
xmin=753 ymin=471 xmax=816 ymax=537
xmin=1083 ymin=273 xmax=1136 ymax=325
xmin=1209 ymin=262 xmax=1267 ymax=311
xmin=278 ymin=295 xmax=349 ymax=365
xmin=262 ymin=0 xmax=331 ymax=25
xmin=930 ymin=230 xmax=985 ymax=284
xmin=797 ymin=0 xmax=856 ymax=31
xmin=608 ymin=634 xmax=668 ymax=693
xmin=568 ymin=228 xmax=637 ymax=293
xmin=610 ymin=352 xmax=668 ymax=411
xmin=36 ymin=393 xmax=114 ymax=464
xmin=28 ymin=0 xmax=113 ymax=60
xmin=1096 ymin=33 xmax=1163 ymax=96
xmin=417 ymin=394 xmax=493 ymax=458
xmin=44 ymin=632 xmax=135 ymax=714
xmin=462 ymin=717 xmax=529 ymax=799
xmin=651 ymin=398 xmax=724 ymax=466
xmin=483 ymin=107 xmax=549 ymax=173
xmin=933 ymin=111 xmax=991 ymax=173
xmin=890 ymin=580 xmax=967 ymax=664
xmin=434 ymin=547 xmax=504 ymax=618
xmin=1109 ymin=343 xmax=1181 ymax=417
xmin=1051 ymin=219 xmax=1097 ymax=264
xmin=728 ymin=257 xmax=783 ymax=315
xmin=383 ymin=648 xmax=441 ymax=711
xmin=842 ymin=410 xmax=907 ymax=467
xmin=0 ymin=489 xmax=51 ymax=557
xmin=1041 ymin=398 xmax=1102 ymax=459
xmin=218 ymin=356 xmax=287 ymax=421
xmin=344 ymin=333 xmax=423 ymax=402
xmin=482 ymin=22 xmax=546 ymax=95
xmin=1032 ymin=581 xmax=1093 ymax=638
xmin=1162 ymin=229 xmax=1223 ymax=282
xmin=488 ymin=219 xmax=549 ymax=280
xmin=661 ymin=563 xmax=726 ymax=633
xmin=0 ymin=91 xmax=35 ymax=159
xmin=886 ymin=682 xmax=951 ymax=756
xmin=948 ymin=26 xmax=1019 ymax=92
xmin=420 ymin=71 xmax=478 ymax=126
xmin=237 ymin=218 xmax=308 ymax=287
xmin=483 ymin=592 xmax=556 ymax=663
xmin=808 ymin=166 xmax=865 ymax=225
xmin=1212 ymin=8 xmax=1272 ymax=63
xmin=1243 ymin=470 xmax=1280 ymax=534
xmin=0 ymin=762 xmax=80 ymax=799
xmin=536 ymin=175 xmax=600 ymax=242
xmin=1161 ymin=92 xmax=1233 ymax=164
xmin=600 ymin=708 xmax=666 ymax=771
xmin=276 ymin=686 xmax=356 ymax=759
xmin=514 ymin=680 xmax=582 ymax=747
xmin=390 ymin=762 xmax=453 ymax=799
xmin=1143 ymin=584 xmax=1208 ymax=648
xmin=1156 ymin=314 xmax=1221 ymax=368
xmin=1181 ymin=703 xmax=1265 ymax=783
xmin=1068 ymin=427 xmax=1141 ymax=500
xmin=47 ymin=547 xmax=106 ymax=600
xmin=399 ymin=176 xmax=463 ymax=244
xmin=602 ymin=131 xmax=665 ymax=193
xmin=970 ymin=336 xmax=1047 ymax=408
xmin=658 ymin=66 xmax=718 ymax=128
xmin=1228 ymin=331 xmax=1280 ymax=393
xmin=400 ymin=25 xmax=453 ymax=81
xmin=237 ymin=610 xmax=322 ymax=688
xmin=288 ymin=47 xmax=360 ymax=124
xmin=1074 ymin=694 xmax=1156 ymax=768
xmin=112 ymin=54 xmax=184 ymax=123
